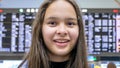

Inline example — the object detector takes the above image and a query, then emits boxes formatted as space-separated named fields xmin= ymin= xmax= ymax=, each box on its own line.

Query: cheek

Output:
xmin=42 ymin=26 xmax=55 ymax=41
xmin=70 ymin=29 xmax=79 ymax=40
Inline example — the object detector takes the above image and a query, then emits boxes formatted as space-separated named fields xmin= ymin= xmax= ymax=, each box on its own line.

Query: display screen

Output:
xmin=0 ymin=8 xmax=120 ymax=55
xmin=0 ymin=8 xmax=34 ymax=53
xmin=83 ymin=12 xmax=117 ymax=54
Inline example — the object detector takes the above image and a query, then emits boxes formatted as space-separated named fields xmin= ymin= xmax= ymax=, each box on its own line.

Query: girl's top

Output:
xmin=50 ymin=60 xmax=68 ymax=68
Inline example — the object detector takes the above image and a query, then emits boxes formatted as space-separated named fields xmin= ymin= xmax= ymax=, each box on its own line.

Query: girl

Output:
xmin=18 ymin=0 xmax=88 ymax=68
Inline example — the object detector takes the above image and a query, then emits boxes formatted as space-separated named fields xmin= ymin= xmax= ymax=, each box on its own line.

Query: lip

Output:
xmin=53 ymin=39 xmax=70 ymax=47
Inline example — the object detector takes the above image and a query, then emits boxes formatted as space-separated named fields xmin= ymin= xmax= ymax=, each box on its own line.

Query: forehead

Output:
xmin=44 ymin=0 xmax=77 ymax=19
xmin=48 ymin=0 xmax=73 ymax=10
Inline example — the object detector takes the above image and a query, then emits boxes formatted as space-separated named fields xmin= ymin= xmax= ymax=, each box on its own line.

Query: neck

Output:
xmin=49 ymin=53 xmax=70 ymax=62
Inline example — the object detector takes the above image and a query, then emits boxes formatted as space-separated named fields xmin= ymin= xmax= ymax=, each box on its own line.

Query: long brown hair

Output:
xmin=18 ymin=0 xmax=88 ymax=68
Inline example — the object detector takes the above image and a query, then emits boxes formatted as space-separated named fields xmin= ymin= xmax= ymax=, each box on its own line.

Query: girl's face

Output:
xmin=42 ymin=0 xmax=79 ymax=62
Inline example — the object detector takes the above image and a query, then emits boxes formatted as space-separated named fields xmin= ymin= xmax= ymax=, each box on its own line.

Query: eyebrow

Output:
xmin=46 ymin=16 xmax=77 ymax=21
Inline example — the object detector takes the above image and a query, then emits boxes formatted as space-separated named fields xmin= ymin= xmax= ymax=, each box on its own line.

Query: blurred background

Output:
xmin=0 ymin=0 xmax=120 ymax=68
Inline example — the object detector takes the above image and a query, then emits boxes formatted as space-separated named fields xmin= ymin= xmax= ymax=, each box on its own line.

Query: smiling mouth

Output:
xmin=53 ymin=39 xmax=70 ymax=47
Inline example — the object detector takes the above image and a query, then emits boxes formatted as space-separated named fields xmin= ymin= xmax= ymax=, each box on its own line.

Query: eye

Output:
xmin=48 ymin=21 xmax=57 ymax=27
xmin=67 ymin=22 xmax=76 ymax=27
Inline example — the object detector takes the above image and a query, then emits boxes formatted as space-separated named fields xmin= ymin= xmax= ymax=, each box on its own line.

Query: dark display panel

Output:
xmin=0 ymin=8 xmax=120 ymax=55
xmin=0 ymin=8 xmax=35 ymax=53
xmin=83 ymin=13 xmax=116 ymax=54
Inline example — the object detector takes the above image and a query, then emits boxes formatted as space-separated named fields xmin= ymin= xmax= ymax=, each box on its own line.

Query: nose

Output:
xmin=56 ymin=24 xmax=67 ymax=36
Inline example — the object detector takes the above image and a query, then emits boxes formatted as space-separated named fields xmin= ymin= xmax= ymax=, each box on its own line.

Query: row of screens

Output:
xmin=0 ymin=8 xmax=120 ymax=55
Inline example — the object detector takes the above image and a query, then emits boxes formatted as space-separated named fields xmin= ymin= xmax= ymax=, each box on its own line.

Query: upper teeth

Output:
xmin=55 ymin=40 xmax=67 ymax=42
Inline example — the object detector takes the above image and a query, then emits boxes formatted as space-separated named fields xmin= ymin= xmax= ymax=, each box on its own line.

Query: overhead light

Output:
xmin=82 ymin=9 xmax=87 ymax=12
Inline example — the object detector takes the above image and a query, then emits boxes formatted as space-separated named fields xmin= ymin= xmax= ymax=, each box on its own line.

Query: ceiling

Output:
xmin=76 ymin=0 xmax=120 ymax=8
xmin=0 ymin=0 xmax=120 ymax=8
